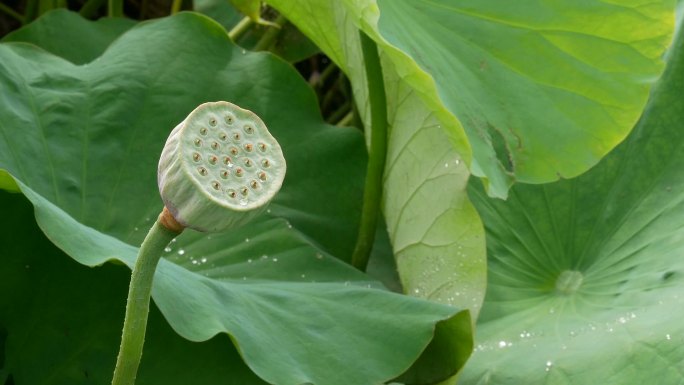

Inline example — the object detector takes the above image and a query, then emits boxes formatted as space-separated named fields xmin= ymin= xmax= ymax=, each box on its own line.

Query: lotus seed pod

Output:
xmin=158 ymin=101 xmax=286 ymax=232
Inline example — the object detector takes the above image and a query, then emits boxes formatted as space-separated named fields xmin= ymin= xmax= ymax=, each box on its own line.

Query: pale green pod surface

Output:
xmin=158 ymin=101 xmax=286 ymax=232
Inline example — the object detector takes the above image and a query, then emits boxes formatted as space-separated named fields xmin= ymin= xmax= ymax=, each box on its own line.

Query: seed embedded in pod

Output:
xmin=250 ymin=180 xmax=259 ymax=189
xmin=219 ymin=132 xmax=227 ymax=141
xmin=199 ymin=127 xmax=208 ymax=136
xmin=244 ymin=125 xmax=254 ymax=134
xmin=208 ymin=155 xmax=218 ymax=165
xmin=244 ymin=158 xmax=253 ymax=167
xmin=194 ymin=138 xmax=202 ymax=147
xmin=227 ymin=189 xmax=237 ymax=198
xmin=241 ymin=187 xmax=249 ymax=196
xmin=220 ymin=170 xmax=230 ymax=179
xmin=224 ymin=115 xmax=234 ymax=125
xmin=261 ymin=159 xmax=270 ymax=168
xmin=223 ymin=156 xmax=232 ymax=165
xmin=258 ymin=142 xmax=267 ymax=152
xmin=198 ymin=167 xmax=208 ymax=176
xmin=211 ymin=142 xmax=220 ymax=150
xmin=235 ymin=167 xmax=244 ymax=177
xmin=244 ymin=143 xmax=253 ymax=152
xmin=230 ymin=147 xmax=239 ymax=156
xmin=233 ymin=132 xmax=241 ymax=141
xmin=209 ymin=117 xmax=217 ymax=127
xmin=258 ymin=171 xmax=267 ymax=181
xmin=211 ymin=181 xmax=221 ymax=190
xmin=192 ymin=153 xmax=201 ymax=162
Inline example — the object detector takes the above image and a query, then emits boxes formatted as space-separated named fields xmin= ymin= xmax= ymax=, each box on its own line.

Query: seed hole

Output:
xmin=244 ymin=143 xmax=253 ymax=152
xmin=232 ymin=132 xmax=241 ymax=141
xmin=258 ymin=171 xmax=267 ymax=181
xmin=209 ymin=117 xmax=217 ymax=127
xmin=224 ymin=115 xmax=234 ymax=125
xmin=197 ymin=167 xmax=208 ymax=176
xmin=223 ymin=156 xmax=232 ymax=165
xmin=244 ymin=125 xmax=254 ymax=134
xmin=241 ymin=187 xmax=249 ymax=196
xmin=220 ymin=170 xmax=230 ymax=179
xmin=209 ymin=155 xmax=218 ymax=165
xmin=250 ymin=180 xmax=259 ymax=189
xmin=199 ymin=127 xmax=208 ymax=136
xmin=192 ymin=153 xmax=201 ymax=162
xmin=211 ymin=142 xmax=220 ymax=150
xmin=244 ymin=158 xmax=253 ymax=167
xmin=261 ymin=159 xmax=270 ymax=168
xmin=227 ymin=189 xmax=237 ymax=198
xmin=194 ymin=138 xmax=202 ymax=147
xmin=230 ymin=147 xmax=239 ymax=156
xmin=219 ymin=132 xmax=227 ymax=141
xmin=236 ymin=168 xmax=244 ymax=177
xmin=258 ymin=142 xmax=267 ymax=152
xmin=211 ymin=181 xmax=221 ymax=190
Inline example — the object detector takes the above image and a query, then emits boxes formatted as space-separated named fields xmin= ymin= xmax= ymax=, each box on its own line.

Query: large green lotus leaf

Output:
xmin=0 ymin=12 xmax=471 ymax=385
xmin=0 ymin=191 xmax=266 ymax=385
xmin=1 ymin=9 xmax=135 ymax=65
xmin=267 ymin=0 xmax=487 ymax=315
xmin=460 ymin=18 xmax=684 ymax=384
xmin=377 ymin=0 xmax=674 ymax=198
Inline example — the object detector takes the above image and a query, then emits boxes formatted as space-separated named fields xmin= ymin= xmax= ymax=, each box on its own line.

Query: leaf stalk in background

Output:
xmin=228 ymin=16 xmax=253 ymax=41
xmin=351 ymin=31 xmax=388 ymax=270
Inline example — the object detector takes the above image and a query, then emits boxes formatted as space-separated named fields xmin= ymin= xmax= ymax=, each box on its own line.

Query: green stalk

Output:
xmin=228 ymin=16 xmax=253 ymax=41
xmin=111 ymin=214 xmax=182 ymax=385
xmin=0 ymin=2 xmax=24 ymax=22
xmin=351 ymin=31 xmax=388 ymax=271
xmin=170 ymin=0 xmax=183 ymax=14
xmin=22 ymin=0 xmax=38 ymax=25
xmin=253 ymin=14 xmax=286 ymax=51
xmin=108 ymin=0 xmax=123 ymax=17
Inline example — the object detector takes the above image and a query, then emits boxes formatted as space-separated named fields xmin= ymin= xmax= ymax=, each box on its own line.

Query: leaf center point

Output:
xmin=555 ymin=270 xmax=584 ymax=295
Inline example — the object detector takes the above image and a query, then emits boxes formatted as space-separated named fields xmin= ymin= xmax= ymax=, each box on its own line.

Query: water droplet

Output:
xmin=498 ymin=341 xmax=507 ymax=348
xmin=247 ymin=258 xmax=253 ymax=263
xmin=171 ymin=238 xmax=177 ymax=243
xmin=201 ymin=257 xmax=207 ymax=263
xmin=444 ymin=162 xmax=449 ymax=168
xmin=192 ymin=259 xmax=198 ymax=265
xmin=315 ymin=253 xmax=323 ymax=259
xmin=133 ymin=227 xmax=139 ymax=231
xmin=413 ymin=288 xmax=421 ymax=294
xmin=286 ymin=222 xmax=293 ymax=229
xmin=241 ymin=49 xmax=246 ymax=54
xmin=618 ymin=316 xmax=627 ymax=324
xmin=164 ymin=246 xmax=172 ymax=253
xmin=666 ymin=334 xmax=672 ymax=340
xmin=545 ymin=361 xmax=553 ymax=372
xmin=272 ymin=258 xmax=278 ymax=262
xmin=569 ymin=330 xmax=577 ymax=337
xmin=455 ymin=159 xmax=461 ymax=165
xmin=548 ymin=307 xmax=556 ymax=314
xmin=178 ymin=249 xmax=185 ymax=255
xmin=266 ymin=208 xmax=271 ymax=214
xmin=300 ymin=274 xmax=306 ymax=278
xmin=239 ymin=199 xmax=248 ymax=206
xmin=245 ymin=238 xmax=250 ymax=243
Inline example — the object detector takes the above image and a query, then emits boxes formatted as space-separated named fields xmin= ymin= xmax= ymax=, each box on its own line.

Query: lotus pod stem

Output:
xmin=112 ymin=102 xmax=285 ymax=385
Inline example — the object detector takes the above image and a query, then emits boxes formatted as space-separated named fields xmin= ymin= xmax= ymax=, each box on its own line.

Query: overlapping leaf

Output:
xmin=0 ymin=12 xmax=470 ymax=385
xmin=461 ymin=19 xmax=684 ymax=384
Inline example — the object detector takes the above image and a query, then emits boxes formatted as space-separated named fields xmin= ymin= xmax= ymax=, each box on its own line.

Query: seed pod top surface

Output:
xmin=158 ymin=101 xmax=286 ymax=232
